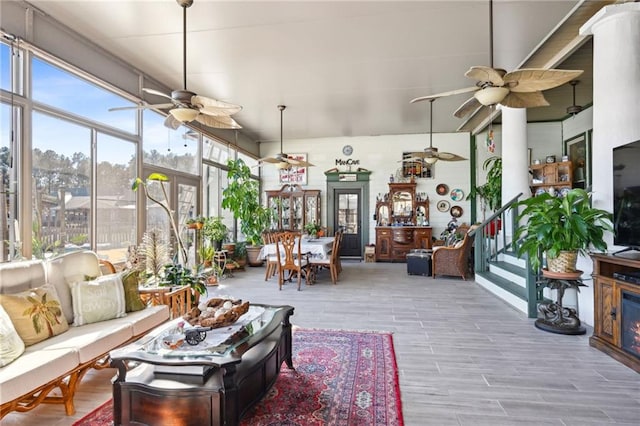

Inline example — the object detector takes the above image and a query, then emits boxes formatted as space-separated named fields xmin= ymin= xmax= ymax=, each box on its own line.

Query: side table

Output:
xmin=535 ymin=269 xmax=586 ymax=335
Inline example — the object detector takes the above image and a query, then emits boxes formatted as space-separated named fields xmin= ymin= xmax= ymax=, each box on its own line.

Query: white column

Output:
xmin=581 ymin=3 xmax=640 ymax=217
xmin=501 ymin=106 xmax=529 ymax=236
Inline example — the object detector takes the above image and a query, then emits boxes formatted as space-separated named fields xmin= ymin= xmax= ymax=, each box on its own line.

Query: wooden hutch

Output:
xmin=374 ymin=182 xmax=432 ymax=262
xmin=265 ymin=184 xmax=321 ymax=231
xmin=530 ymin=160 xmax=573 ymax=196
xmin=590 ymin=253 xmax=640 ymax=373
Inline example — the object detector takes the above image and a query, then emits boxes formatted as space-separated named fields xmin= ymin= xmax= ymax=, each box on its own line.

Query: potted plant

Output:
xmin=514 ymin=188 xmax=613 ymax=273
xmin=304 ymin=222 xmax=322 ymax=238
xmin=160 ymin=263 xmax=207 ymax=305
xmin=198 ymin=245 xmax=215 ymax=267
xmin=222 ymin=159 xmax=274 ymax=266
xmin=186 ymin=216 xmax=206 ymax=230
xmin=467 ymin=156 xmax=502 ymax=224
xmin=202 ymin=216 xmax=228 ymax=250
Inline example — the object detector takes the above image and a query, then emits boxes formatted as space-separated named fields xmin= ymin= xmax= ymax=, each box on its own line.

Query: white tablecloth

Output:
xmin=258 ymin=236 xmax=335 ymax=260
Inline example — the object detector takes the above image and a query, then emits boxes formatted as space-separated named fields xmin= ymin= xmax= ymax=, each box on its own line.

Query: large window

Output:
xmin=1 ymin=42 xmax=11 ymax=91
xmin=31 ymin=57 xmax=137 ymax=134
xmin=143 ymin=110 xmax=199 ymax=175
xmin=32 ymin=111 xmax=91 ymax=258
xmin=96 ymin=133 xmax=137 ymax=263
xmin=1 ymin=103 xmax=20 ymax=261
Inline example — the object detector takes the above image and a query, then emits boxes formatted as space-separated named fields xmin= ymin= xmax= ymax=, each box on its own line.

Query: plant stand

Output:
xmin=535 ymin=269 xmax=586 ymax=335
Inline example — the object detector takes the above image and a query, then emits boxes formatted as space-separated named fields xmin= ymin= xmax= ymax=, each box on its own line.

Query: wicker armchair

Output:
xmin=431 ymin=231 xmax=473 ymax=280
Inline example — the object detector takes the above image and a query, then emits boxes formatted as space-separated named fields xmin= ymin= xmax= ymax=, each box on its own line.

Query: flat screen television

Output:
xmin=613 ymin=139 xmax=640 ymax=252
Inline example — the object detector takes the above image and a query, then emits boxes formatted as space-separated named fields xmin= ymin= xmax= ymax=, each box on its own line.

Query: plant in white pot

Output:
xmin=514 ymin=188 xmax=613 ymax=273
xmin=222 ymin=159 xmax=273 ymax=266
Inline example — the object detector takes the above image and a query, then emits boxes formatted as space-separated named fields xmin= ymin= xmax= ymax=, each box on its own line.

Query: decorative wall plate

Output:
xmin=535 ymin=188 xmax=546 ymax=197
xmin=436 ymin=183 xmax=449 ymax=196
xmin=450 ymin=205 xmax=463 ymax=218
xmin=450 ymin=188 xmax=464 ymax=201
xmin=437 ymin=200 xmax=450 ymax=212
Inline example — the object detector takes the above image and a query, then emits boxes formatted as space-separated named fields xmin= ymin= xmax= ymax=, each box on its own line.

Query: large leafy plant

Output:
xmin=221 ymin=159 xmax=273 ymax=246
xmin=467 ymin=156 xmax=502 ymax=220
xmin=514 ymin=188 xmax=613 ymax=271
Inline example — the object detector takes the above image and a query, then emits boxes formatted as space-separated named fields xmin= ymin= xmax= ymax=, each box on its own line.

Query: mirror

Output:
xmin=392 ymin=191 xmax=413 ymax=217
xmin=377 ymin=204 xmax=390 ymax=226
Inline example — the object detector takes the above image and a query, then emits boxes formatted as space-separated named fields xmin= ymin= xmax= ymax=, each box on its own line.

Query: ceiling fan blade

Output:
xmin=195 ymin=114 xmax=242 ymax=129
xmin=503 ymin=69 xmax=583 ymax=93
xmin=192 ymin=95 xmax=243 ymax=116
xmin=453 ymin=96 xmax=482 ymax=118
xmin=410 ymin=86 xmax=478 ymax=104
xmin=142 ymin=88 xmax=173 ymax=100
xmin=500 ymin=91 xmax=549 ymax=108
xmin=258 ymin=157 xmax=281 ymax=164
xmin=164 ymin=114 xmax=182 ymax=130
xmin=465 ymin=66 xmax=506 ymax=86
xmin=108 ymin=103 xmax=175 ymax=112
xmin=286 ymin=158 xmax=315 ymax=167
xmin=436 ymin=152 xmax=467 ymax=161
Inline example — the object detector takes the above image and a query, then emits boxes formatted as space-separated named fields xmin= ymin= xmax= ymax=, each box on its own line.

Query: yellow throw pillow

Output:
xmin=0 ymin=284 xmax=69 ymax=346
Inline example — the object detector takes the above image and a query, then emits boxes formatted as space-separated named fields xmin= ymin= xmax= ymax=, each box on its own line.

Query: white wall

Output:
xmin=259 ymin=132 xmax=471 ymax=243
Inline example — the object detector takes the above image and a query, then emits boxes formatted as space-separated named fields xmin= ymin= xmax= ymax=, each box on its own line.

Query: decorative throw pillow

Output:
xmin=121 ymin=270 xmax=146 ymax=312
xmin=0 ymin=284 xmax=69 ymax=346
xmin=0 ymin=304 xmax=25 ymax=366
xmin=69 ymin=274 xmax=126 ymax=326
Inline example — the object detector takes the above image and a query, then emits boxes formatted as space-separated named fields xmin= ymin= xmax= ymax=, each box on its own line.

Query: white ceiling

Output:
xmin=27 ymin=0 xmax=597 ymax=145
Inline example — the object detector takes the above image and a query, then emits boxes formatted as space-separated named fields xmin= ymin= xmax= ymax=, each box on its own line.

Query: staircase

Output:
xmin=471 ymin=194 xmax=542 ymax=318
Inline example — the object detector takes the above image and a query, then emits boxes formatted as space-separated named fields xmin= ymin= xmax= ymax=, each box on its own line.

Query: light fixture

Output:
xmin=424 ymin=157 xmax=438 ymax=165
xmin=170 ymin=107 xmax=199 ymax=122
xmin=566 ymin=80 xmax=583 ymax=116
xmin=275 ymin=161 xmax=291 ymax=170
xmin=474 ymin=86 xmax=509 ymax=106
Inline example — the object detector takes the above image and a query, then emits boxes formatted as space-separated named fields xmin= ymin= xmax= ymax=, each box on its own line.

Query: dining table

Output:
xmin=258 ymin=236 xmax=335 ymax=260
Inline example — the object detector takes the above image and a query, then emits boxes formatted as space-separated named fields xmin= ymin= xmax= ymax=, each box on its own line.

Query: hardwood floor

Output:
xmin=3 ymin=261 xmax=639 ymax=425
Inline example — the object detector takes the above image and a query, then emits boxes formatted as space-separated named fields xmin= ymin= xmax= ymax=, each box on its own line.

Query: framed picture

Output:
xmin=279 ymin=153 xmax=308 ymax=185
xmin=401 ymin=153 xmax=434 ymax=179
xmin=564 ymin=132 xmax=590 ymax=189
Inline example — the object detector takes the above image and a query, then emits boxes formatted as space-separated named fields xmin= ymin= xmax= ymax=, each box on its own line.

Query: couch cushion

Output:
xmin=0 ymin=260 xmax=46 ymax=294
xmin=121 ymin=271 xmax=146 ymax=312
xmin=0 ymin=304 xmax=25 ymax=366
xmin=0 ymin=347 xmax=79 ymax=403
xmin=69 ymin=274 xmax=126 ymax=326
xmin=0 ymin=284 xmax=69 ymax=346
xmin=124 ymin=305 xmax=170 ymax=336
xmin=46 ymin=251 xmax=103 ymax=324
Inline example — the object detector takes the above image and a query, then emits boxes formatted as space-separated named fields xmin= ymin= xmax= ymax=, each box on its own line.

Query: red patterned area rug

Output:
xmin=73 ymin=328 xmax=403 ymax=426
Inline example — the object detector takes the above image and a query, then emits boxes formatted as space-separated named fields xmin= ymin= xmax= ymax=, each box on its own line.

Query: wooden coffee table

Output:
xmin=109 ymin=304 xmax=294 ymax=426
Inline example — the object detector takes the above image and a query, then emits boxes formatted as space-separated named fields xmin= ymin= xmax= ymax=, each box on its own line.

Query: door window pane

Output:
xmin=338 ymin=193 xmax=359 ymax=234
xmin=32 ymin=112 xmax=90 ymax=258
xmin=96 ymin=133 xmax=137 ymax=264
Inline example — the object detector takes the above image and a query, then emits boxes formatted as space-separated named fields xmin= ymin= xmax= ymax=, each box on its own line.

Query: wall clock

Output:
xmin=342 ymin=145 xmax=353 ymax=156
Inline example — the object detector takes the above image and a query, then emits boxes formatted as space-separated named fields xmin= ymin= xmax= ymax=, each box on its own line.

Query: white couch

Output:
xmin=0 ymin=251 xmax=170 ymax=419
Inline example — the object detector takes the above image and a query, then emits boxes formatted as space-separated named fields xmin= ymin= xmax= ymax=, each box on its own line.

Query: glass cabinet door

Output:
xmin=305 ymin=193 xmax=319 ymax=226
xmin=281 ymin=196 xmax=291 ymax=230
xmin=292 ymin=195 xmax=303 ymax=230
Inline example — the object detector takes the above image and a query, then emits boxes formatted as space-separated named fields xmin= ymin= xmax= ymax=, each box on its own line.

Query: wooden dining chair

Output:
xmin=309 ymin=231 xmax=341 ymax=284
xmin=275 ymin=231 xmax=310 ymax=290
xmin=335 ymin=229 xmax=344 ymax=274
xmin=263 ymin=230 xmax=279 ymax=281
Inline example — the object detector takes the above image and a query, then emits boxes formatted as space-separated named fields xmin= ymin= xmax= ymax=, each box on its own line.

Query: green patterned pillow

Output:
xmin=0 ymin=304 xmax=25 ymax=366
xmin=121 ymin=270 xmax=146 ymax=312
xmin=69 ymin=274 xmax=126 ymax=326
xmin=0 ymin=284 xmax=69 ymax=346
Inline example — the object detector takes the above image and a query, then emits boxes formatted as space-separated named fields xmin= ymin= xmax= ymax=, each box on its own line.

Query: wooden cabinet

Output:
xmin=530 ymin=161 xmax=573 ymax=196
xmin=374 ymin=182 xmax=432 ymax=262
xmin=590 ymin=253 xmax=640 ymax=373
xmin=266 ymin=185 xmax=320 ymax=231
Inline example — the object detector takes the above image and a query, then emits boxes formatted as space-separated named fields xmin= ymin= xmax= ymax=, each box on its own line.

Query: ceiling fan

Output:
xmin=257 ymin=105 xmax=314 ymax=170
xmin=410 ymin=0 xmax=583 ymax=119
xmin=109 ymin=0 xmax=242 ymax=130
xmin=406 ymin=98 xmax=466 ymax=164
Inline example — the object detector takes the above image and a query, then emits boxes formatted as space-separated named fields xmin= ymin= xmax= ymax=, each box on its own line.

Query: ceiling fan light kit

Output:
xmin=170 ymin=107 xmax=200 ymax=122
xmin=474 ymin=86 xmax=509 ymax=106
xmin=566 ymin=80 xmax=583 ymax=116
